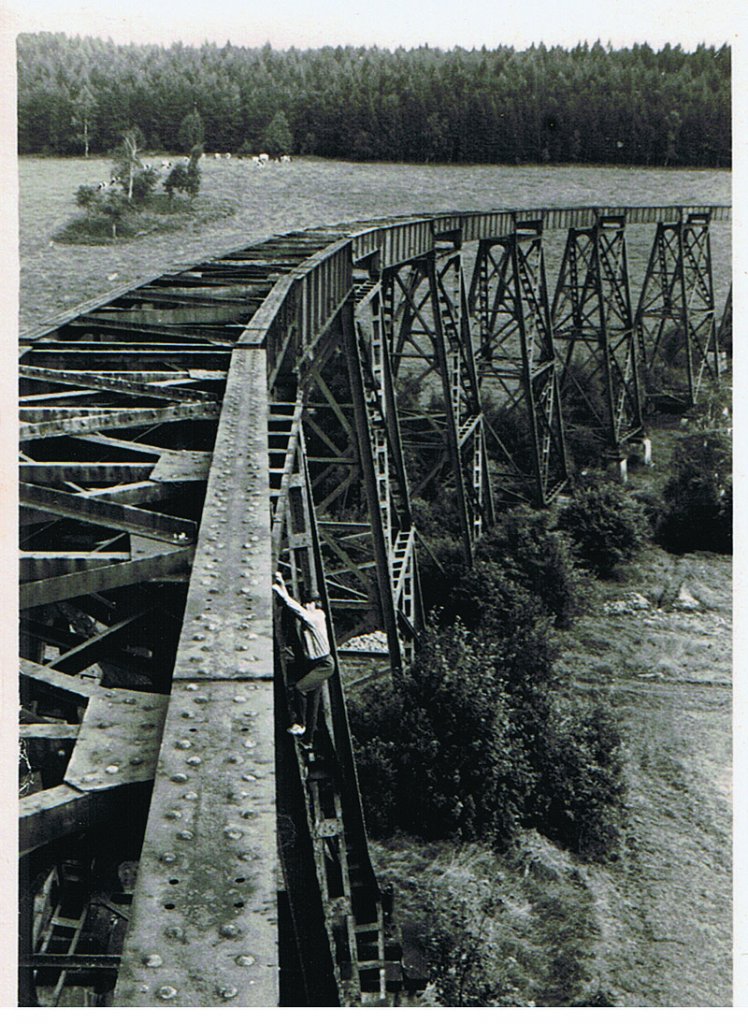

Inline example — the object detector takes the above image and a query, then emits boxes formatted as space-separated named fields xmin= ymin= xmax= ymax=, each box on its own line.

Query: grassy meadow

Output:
xmin=16 ymin=156 xmax=732 ymax=1005
xmin=18 ymin=155 xmax=731 ymax=334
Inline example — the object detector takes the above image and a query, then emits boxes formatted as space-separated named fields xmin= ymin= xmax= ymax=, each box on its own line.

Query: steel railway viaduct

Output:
xmin=18 ymin=203 xmax=730 ymax=1006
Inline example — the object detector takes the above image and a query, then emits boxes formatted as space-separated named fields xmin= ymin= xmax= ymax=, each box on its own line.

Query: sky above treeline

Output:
xmin=4 ymin=0 xmax=741 ymax=51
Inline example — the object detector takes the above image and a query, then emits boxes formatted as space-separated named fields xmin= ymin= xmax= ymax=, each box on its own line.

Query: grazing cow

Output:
xmin=280 ymin=154 xmax=291 ymax=163
xmin=258 ymin=152 xmax=270 ymax=164
xmin=223 ymin=153 xmax=232 ymax=159
xmin=160 ymin=159 xmax=173 ymax=169
xmin=251 ymin=156 xmax=262 ymax=167
xmin=96 ymin=181 xmax=109 ymax=190
xmin=214 ymin=153 xmax=221 ymax=160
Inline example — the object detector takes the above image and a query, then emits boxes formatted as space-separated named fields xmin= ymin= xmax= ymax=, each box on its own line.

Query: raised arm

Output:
xmin=272 ymin=573 xmax=316 ymax=625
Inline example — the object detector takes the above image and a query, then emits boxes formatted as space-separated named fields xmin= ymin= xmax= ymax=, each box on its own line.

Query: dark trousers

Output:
xmin=294 ymin=654 xmax=335 ymax=740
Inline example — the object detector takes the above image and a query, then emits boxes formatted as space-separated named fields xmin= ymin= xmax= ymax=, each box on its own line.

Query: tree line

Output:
xmin=17 ymin=33 xmax=730 ymax=167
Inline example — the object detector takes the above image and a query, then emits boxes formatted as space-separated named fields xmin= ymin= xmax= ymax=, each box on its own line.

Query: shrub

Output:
xmin=420 ymin=874 xmax=524 ymax=1005
xmin=164 ymin=162 xmax=191 ymax=199
xmin=477 ymin=508 xmax=588 ymax=628
xmin=531 ymin=697 xmax=626 ymax=860
xmin=130 ymin=165 xmax=160 ymax=205
xmin=557 ymin=476 xmax=648 ymax=576
xmin=349 ymin=623 xmax=531 ymax=845
xmin=75 ymin=183 xmax=98 ymax=211
xmin=349 ymin=618 xmax=626 ymax=860
xmin=559 ymin=356 xmax=611 ymax=469
xmin=657 ymin=427 xmax=732 ymax=553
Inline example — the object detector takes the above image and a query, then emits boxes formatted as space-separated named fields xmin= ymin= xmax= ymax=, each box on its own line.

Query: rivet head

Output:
xmin=130 ymin=756 xmax=144 ymax=766
xmin=164 ymin=925 xmax=185 ymax=940
xmin=224 ymin=827 xmax=243 ymax=840
xmin=183 ymin=791 xmax=198 ymax=801
xmin=177 ymin=830 xmax=194 ymax=841
xmin=171 ymin=773 xmax=188 ymax=783
xmin=218 ymin=985 xmax=238 ymax=1001
xmin=160 ymin=852 xmax=177 ymax=864
xmin=143 ymin=953 xmax=163 ymax=968
xmin=186 ymin=755 xmax=202 ymax=766
xmin=165 ymin=810 xmax=182 ymax=820
xmin=186 ymin=683 xmax=198 ymax=691
xmin=175 ymin=740 xmax=191 ymax=750
xmin=236 ymin=954 xmax=256 ymax=967
xmin=105 ymin=764 xmax=120 ymax=774
xmin=220 ymin=923 xmax=240 ymax=938
xmin=233 ymin=695 xmax=247 ymax=703
xmin=157 ymin=985 xmax=178 ymax=1001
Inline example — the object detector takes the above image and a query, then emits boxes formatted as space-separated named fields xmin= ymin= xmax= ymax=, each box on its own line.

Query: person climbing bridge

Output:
xmin=272 ymin=571 xmax=335 ymax=749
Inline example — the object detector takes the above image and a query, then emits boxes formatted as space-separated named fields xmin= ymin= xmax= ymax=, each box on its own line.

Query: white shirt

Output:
xmin=274 ymin=586 xmax=331 ymax=660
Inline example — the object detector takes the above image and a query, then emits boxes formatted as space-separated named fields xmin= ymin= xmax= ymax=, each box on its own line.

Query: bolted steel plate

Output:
xmin=173 ymin=348 xmax=273 ymax=682
xmin=65 ymin=690 xmax=168 ymax=791
xmin=150 ymin=450 xmax=212 ymax=484
xmin=113 ymin=679 xmax=277 ymax=1006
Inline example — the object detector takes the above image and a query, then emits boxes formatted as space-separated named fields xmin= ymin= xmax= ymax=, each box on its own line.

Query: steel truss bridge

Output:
xmin=18 ymin=203 xmax=730 ymax=1006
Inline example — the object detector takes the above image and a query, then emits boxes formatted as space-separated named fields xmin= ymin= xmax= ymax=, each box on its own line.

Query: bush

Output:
xmin=75 ymin=183 xmax=98 ymax=211
xmin=420 ymin=873 xmax=525 ymax=1005
xmin=350 ymin=623 xmax=531 ymax=845
xmin=476 ymin=509 xmax=588 ymax=628
xmin=531 ymin=698 xmax=626 ymax=860
xmin=164 ymin=162 xmax=191 ymax=199
xmin=557 ymin=476 xmax=648 ymax=576
xmin=657 ymin=428 xmax=732 ymax=553
xmin=130 ymin=165 xmax=160 ymax=205
xmin=349 ymin=618 xmax=626 ymax=860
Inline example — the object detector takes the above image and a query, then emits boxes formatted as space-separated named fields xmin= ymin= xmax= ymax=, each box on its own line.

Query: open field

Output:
xmin=17 ymin=156 xmax=731 ymax=335
xmin=15 ymin=157 xmax=732 ymax=1005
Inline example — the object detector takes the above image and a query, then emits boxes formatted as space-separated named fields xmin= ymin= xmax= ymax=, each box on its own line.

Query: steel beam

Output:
xmin=114 ymin=346 xmax=277 ymax=1007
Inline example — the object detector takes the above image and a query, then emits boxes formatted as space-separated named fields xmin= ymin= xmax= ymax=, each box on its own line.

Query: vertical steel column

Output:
xmin=473 ymin=219 xmax=568 ymax=506
xmin=353 ymin=284 xmax=423 ymax=662
xmin=717 ymin=285 xmax=732 ymax=360
xmin=343 ymin=303 xmax=405 ymax=669
xmin=552 ymin=213 xmax=643 ymax=456
xmin=426 ymin=253 xmax=474 ymax=563
xmin=381 ymin=249 xmax=491 ymax=561
xmin=635 ymin=211 xmax=719 ymax=408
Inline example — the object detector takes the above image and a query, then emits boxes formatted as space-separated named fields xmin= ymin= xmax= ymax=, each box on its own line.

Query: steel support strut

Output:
xmin=270 ymin=388 xmax=406 ymax=1004
xmin=381 ymin=246 xmax=492 ymax=562
xmin=634 ymin=211 xmax=720 ymax=409
xmin=552 ymin=213 xmax=643 ymax=458
xmin=472 ymin=219 xmax=569 ymax=506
